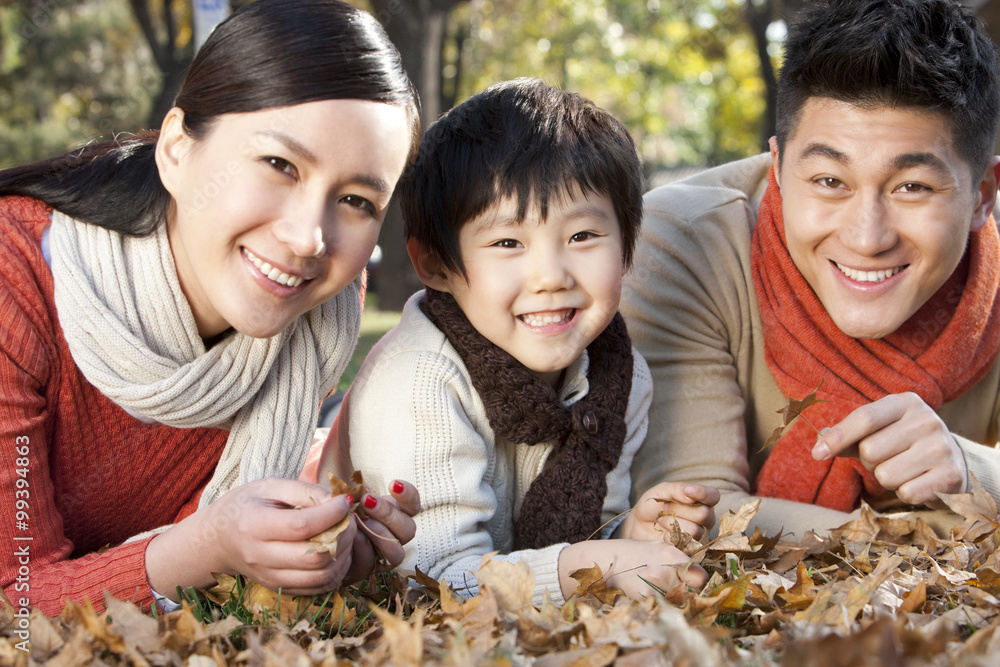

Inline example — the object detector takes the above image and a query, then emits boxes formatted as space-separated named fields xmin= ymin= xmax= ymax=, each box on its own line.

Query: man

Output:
xmin=623 ymin=0 xmax=1000 ymax=537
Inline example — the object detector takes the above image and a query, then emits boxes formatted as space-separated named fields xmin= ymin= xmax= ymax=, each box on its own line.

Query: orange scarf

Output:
xmin=751 ymin=166 xmax=1000 ymax=512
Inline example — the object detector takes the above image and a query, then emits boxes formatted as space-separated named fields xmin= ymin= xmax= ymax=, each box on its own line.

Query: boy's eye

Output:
xmin=490 ymin=239 xmax=521 ymax=249
xmin=570 ymin=231 xmax=597 ymax=243
xmin=264 ymin=156 xmax=298 ymax=179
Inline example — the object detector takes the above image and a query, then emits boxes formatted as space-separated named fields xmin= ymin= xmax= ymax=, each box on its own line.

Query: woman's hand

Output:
xmin=146 ymin=477 xmax=356 ymax=601
xmin=619 ymin=481 xmax=720 ymax=542
xmin=557 ymin=539 xmax=707 ymax=600
xmin=812 ymin=392 xmax=968 ymax=507
xmin=344 ymin=479 xmax=421 ymax=583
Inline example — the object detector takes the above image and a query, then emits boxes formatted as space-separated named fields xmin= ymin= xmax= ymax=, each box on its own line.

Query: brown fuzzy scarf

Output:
xmin=420 ymin=288 xmax=634 ymax=550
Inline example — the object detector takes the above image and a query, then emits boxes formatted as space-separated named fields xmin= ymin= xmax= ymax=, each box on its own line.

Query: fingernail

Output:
xmin=684 ymin=485 xmax=699 ymax=497
xmin=813 ymin=443 xmax=830 ymax=460
xmin=364 ymin=495 xmax=378 ymax=510
xmin=345 ymin=494 xmax=354 ymax=506
xmin=392 ymin=480 xmax=404 ymax=494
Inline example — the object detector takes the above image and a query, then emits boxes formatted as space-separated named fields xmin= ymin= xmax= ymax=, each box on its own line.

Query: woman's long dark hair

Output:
xmin=0 ymin=0 xmax=419 ymax=235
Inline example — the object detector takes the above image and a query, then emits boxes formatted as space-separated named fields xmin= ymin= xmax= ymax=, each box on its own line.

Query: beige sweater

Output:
xmin=622 ymin=153 xmax=1000 ymax=540
xmin=322 ymin=292 xmax=653 ymax=604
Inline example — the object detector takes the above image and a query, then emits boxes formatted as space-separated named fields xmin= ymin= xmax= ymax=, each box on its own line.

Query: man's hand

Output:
xmin=811 ymin=392 xmax=967 ymax=507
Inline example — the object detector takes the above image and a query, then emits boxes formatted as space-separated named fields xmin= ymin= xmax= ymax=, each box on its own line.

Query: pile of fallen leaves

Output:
xmin=5 ymin=480 xmax=1000 ymax=666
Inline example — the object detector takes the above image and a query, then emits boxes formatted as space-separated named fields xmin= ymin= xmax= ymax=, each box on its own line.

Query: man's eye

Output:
xmin=897 ymin=182 xmax=928 ymax=193
xmin=816 ymin=177 xmax=843 ymax=188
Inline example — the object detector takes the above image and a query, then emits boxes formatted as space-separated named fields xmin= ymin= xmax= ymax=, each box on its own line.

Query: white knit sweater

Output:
xmin=321 ymin=291 xmax=652 ymax=605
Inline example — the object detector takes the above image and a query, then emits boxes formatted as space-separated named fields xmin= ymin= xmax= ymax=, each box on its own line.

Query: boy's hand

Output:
xmin=619 ymin=482 xmax=719 ymax=542
xmin=558 ymin=539 xmax=708 ymax=600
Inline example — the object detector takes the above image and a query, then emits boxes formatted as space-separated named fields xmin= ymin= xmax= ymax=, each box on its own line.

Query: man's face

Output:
xmin=772 ymin=97 xmax=999 ymax=339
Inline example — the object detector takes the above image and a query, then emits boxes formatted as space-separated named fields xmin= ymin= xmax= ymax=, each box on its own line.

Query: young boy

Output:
xmin=320 ymin=79 xmax=718 ymax=604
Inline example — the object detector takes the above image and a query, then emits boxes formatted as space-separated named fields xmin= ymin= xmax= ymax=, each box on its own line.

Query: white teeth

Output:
xmin=520 ymin=310 xmax=573 ymax=326
xmin=835 ymin=262 xmax=903 ymax=283
xmin=243 ymin=249 xmax=304 ymax=287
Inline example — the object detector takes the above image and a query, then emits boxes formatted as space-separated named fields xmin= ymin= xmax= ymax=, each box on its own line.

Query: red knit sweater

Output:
xmin=0 ymin=197 xmax=228 ymax=616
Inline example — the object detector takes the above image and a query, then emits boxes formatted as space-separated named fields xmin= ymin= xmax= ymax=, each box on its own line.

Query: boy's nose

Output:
xmin=528 ymin=249 xmax=574 ymax=292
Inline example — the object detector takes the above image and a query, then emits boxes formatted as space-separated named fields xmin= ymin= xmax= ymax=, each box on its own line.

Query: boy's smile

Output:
xmin=428 ymin=187 xmax=625 ymax=387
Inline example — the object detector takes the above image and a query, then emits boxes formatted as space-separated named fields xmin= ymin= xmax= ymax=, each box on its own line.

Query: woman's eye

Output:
xmin=265 ymin=156 xmax=297 ymax=178
xmin=342 ymin=195 xmax=376 ymax=215
xmin=490 ymin=239 xmax=521 ymax=249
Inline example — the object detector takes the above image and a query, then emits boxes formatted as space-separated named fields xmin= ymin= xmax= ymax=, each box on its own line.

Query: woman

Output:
xmin=0 ymin=0 xmax=421 ymax=616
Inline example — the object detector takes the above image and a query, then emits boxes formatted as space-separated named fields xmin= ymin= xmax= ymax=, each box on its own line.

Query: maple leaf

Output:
xmin=758 ymin=379 xmax=828 ymax=452
xmin=569 ymin=564 xmax=624 ymax=606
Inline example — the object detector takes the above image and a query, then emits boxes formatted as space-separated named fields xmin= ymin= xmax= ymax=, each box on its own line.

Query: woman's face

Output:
xmin=156 ymin=99 xmax=412 ymax=340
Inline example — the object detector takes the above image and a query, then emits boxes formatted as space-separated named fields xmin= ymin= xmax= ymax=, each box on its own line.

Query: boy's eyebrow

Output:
xmin=472 ymin=202 xmax=616 ymax=232
xmin=472 ymin=211 xmax=522 ymax=232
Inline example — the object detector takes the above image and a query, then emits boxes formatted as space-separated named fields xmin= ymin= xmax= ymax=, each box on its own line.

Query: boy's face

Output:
xmin=772 ymin=97 xmax=998 ymax=339
xmin=435 ymin=187 xmax=625 ymax=387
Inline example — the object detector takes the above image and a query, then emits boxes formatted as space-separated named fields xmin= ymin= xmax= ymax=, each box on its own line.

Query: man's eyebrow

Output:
xmin=253 ymin=130 xmax=390 ymax=193
xmin=891 ymin=152 xmax=952 ymax=177
xmin=797 ymin=143 xmax=850 ymax=164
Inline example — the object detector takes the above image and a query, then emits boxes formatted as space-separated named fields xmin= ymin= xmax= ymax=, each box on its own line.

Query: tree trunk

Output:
xmin=746 ymin=0 xmax=777 ymax=152
xmin=370 ymin=0 xmax=466 ymax=311
xmin=129 ymin=0 xmax=194 ymax=128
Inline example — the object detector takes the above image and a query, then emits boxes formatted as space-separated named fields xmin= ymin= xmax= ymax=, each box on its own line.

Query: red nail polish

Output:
xmin=345 ymin=494 xmax=354 ymax=505
xmin=392 ymin=480 xmax=404 ymax=494
xmin=364 ymin=495 xmax=378 ymax=510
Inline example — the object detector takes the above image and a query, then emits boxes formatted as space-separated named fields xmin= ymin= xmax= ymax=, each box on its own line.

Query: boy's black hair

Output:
xmin=776 ymin=0 xmax=1000 ymax=180
xmin=399 ymin=78 xmax=642 ymax=277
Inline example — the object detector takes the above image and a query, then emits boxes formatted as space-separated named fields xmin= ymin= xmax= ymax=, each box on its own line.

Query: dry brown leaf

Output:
xmin=569 ymin=564 xmax=623 ymax=606
xmin=717 ymin=498 xmax=762 ymax=536
xmin=307 ymin=470 xmax=367 ymax=556
xmin=370 ymin=606 xmax=425 ymax=666
xmin=476 ymin=557 xmax=537 ymax=614
xmin=759 ymin=379 xmax=827 ymax=451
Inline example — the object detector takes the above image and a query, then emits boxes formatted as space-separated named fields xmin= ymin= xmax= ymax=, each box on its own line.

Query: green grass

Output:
xmin=336 ymin=296 xmax=402 ymax=393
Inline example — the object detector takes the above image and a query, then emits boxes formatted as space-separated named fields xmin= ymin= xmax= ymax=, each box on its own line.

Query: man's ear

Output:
xmin=768 ymin=136 xmax=781 ymax=188
xmin=154 ymin=107 xmax=191 ymax=196
xmin=406 ymin=237 xmax=454 ymax=292
xmin=971 ymin=155 xmax=1000 ymax=232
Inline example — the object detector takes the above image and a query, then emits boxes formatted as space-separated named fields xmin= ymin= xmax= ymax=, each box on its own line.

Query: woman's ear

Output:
xmin=406 ymin=238 xmax=454 ymax=292
xmin=154 ymin=107 xmax=190 ymax=195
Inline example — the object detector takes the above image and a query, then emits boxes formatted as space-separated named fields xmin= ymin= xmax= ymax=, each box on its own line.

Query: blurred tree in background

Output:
xmin=0 ymin=0 xmax=995 ymax=307
xmin=0 ymin=0 xmax=157 ymax=166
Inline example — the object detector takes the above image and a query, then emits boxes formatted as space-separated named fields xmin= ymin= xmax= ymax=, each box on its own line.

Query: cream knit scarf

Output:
xmin=48 ymin=211 xmax=361 ymax=507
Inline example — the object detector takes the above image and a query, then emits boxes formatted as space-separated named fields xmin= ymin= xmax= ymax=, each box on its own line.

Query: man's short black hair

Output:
xmin=399 ymin=78 xmax=643 ymax=277
xmin=776 ymin=0 xmax=1000 ymax=179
